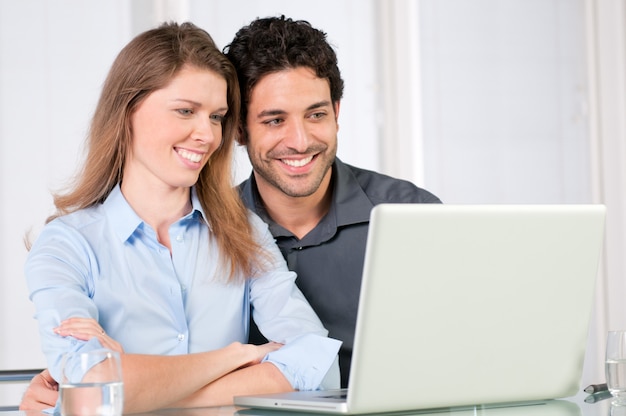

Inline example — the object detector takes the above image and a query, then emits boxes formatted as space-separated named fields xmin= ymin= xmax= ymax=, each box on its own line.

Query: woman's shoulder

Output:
xmin=53 ymin=204 xmax=106 ymax=229
xmin=36 ymin=205 xmax=108 ymax=246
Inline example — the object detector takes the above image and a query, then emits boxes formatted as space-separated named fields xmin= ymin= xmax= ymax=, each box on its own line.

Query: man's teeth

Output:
xmin=282 ymin=156 xmax=313 ymax=167
xmin=178 ymin=149 xmax=202 ymax=163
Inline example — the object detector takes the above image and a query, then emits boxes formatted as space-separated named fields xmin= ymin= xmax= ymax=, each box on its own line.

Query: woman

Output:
xmin=24 ymin=22 xmax=340 ymax=413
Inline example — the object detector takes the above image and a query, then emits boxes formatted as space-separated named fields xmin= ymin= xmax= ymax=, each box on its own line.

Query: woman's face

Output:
xmin=125 ymin=65 xmax=228 ymax=191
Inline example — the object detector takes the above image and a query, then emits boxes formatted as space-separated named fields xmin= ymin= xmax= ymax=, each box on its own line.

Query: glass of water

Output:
xmin=59 ymin=349 xmax=124 ymax=416
xmin=607 ymin=330 xmax=626 ymax=405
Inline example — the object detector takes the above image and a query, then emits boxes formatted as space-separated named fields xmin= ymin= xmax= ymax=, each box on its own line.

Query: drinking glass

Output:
xmin=59 ymin=349 xmax=124 ymax=416
xmin=606 ymin=330 xmax=626 ymax=405
xmin=612 ymin=403 xmax=626 ymax=416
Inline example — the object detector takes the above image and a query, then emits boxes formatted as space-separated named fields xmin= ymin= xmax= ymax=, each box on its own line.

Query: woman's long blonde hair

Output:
xmin=48 ymin=22 xmax=264 ymax=281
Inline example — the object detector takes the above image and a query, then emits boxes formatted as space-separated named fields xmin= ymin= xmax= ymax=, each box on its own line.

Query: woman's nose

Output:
xmin=191 ymin=116 xmax=218 ymax=145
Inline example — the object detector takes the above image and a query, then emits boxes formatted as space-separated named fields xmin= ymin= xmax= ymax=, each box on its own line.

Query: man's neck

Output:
xmin=255 ymin=171 xmax=333 ymax=240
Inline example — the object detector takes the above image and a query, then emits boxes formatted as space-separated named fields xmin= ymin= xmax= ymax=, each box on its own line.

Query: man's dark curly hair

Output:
xmin=224 ymin=15 xmax=344 ymax=143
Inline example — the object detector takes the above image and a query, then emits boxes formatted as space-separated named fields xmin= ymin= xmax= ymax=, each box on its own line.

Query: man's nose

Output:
xmin=283 ymin=119 xmax=309 ymax=152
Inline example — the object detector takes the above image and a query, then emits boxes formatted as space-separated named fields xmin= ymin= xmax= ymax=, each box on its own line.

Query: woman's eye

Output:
xmin=177 ymin=108 xmax=193 ymax=116
xmin=210 ymin=114 xmax=225 ymax=123
xmin=264 ymin=119 xmax=282 ymax=126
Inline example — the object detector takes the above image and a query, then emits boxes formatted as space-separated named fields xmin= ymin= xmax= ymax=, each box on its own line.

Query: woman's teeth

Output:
xmin=178 ymin=149 xmax=202 ymax=163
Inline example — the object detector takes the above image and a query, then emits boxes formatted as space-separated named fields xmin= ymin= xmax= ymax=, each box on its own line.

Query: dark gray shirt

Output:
xmin=239 ymin=158 xmax=441 ymax=387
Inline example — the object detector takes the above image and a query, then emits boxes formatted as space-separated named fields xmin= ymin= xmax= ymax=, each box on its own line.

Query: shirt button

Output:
xmin=176 ymin=234 xmax=184 ymax=243
xmin=178 ymin=334 xmax=185 ymax=341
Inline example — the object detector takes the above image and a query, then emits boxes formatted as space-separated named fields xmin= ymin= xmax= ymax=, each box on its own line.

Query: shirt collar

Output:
xmin=331 ymin=158 xmax=374 ymax=226
xmin=103 ymin=185 xmax=207 ymax=243
xmin=189 ymin=187 xmax=209 ymax=224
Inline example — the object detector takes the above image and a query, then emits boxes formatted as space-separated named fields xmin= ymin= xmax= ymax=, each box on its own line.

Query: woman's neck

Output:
xmin=120 ymin=179 xmax=192 ymax=250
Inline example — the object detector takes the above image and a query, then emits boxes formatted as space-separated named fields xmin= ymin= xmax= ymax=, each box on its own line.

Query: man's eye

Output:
xmin=264 ymin=119 xmax=282 ymax=126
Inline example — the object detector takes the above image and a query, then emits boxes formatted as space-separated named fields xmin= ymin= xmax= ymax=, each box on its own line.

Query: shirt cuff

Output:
xmin=51 ymin=337 xmax=105 ymax=414
xmin=262 ymin=333 xmax=342 ymax=391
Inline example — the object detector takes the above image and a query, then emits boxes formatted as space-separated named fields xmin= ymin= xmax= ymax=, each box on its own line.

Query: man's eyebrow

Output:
xmin=307 ymin=100 xmax=333 ymax=111
xmin=256 ymin=109 xmax=286 ymax=118
xmin=255 ymin=101 xmax=333 ymax=118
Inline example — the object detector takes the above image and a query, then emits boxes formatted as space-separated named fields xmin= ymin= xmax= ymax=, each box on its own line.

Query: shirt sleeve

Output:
xmin=24 ymin=219 xmax=103 ymax=382
xmin=248 ymin=213 xmax=342 ymax=390
xmin=262 ymin=334 xmax=341 ymax=390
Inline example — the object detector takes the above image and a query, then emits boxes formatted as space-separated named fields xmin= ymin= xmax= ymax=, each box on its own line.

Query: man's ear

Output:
xmin=334 ymin=101 xmax=341 ymax=130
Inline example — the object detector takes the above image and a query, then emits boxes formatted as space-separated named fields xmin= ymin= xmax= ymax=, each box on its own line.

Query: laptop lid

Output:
xmin=235 ymin=204 xmax=605 ymax=414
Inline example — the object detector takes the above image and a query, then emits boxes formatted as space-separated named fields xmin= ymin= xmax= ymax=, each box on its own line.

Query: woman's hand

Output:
xmin=54 ymin=317 xmax=124 ymax=353
xmin=239 ymin=342 xmax=283 ymax=368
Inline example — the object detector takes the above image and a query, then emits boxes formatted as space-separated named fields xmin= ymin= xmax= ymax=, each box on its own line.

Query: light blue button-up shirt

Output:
xmin=26 ymin=185 xmax=340 ymax=391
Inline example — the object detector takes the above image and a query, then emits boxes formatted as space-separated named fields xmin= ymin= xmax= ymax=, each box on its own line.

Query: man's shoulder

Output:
xmin=338 ymin=160 xmax=441 ymax=204
xmin=237 ymin=176 xmax=254 ymax=208
xmin=237 ymin=177 xmax=250 ymax=192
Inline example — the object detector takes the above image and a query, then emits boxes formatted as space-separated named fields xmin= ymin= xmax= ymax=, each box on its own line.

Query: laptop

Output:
xmin=235 ymin=398 xmax=582 ymax=416
xmin=235 ymin=204 xmax=606 ymax=414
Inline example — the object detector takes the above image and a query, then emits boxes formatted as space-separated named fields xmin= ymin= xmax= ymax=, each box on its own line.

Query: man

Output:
xmin=225 ymin=16 xmax=440 ymax=388
xmin=20 ymin=16 xmax=440 ymax=410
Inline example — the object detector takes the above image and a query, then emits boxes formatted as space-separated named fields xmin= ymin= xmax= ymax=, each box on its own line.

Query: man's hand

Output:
xmin=19 ymin=369 xmax=58 ymax=411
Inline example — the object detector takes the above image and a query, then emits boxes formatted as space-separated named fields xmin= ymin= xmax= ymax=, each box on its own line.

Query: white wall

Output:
xmin=0 ymin=0 xmax=134 ymax=370
xmin=586 ymin=0 xmax=626 ymax=379
xmin=418 ymin=0 xmax=591 ymax=204
xmin=0 ymin=0 xmax=135 ymax=406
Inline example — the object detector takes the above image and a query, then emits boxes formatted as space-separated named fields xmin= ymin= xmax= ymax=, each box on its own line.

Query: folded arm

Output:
xmin=170 ymin=361 xmax=293 ymax=408
xmin=26 ymin=318 xmax=286 ymax=413
xmin=19 ymin=347 xmax=290 ymax=413
xmin=119 ymin=344 xmax=286 ymax=412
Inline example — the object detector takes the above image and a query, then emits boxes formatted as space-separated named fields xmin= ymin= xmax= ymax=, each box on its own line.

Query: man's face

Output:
xmin=245 ymin=67 xmax=339 ymax=199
